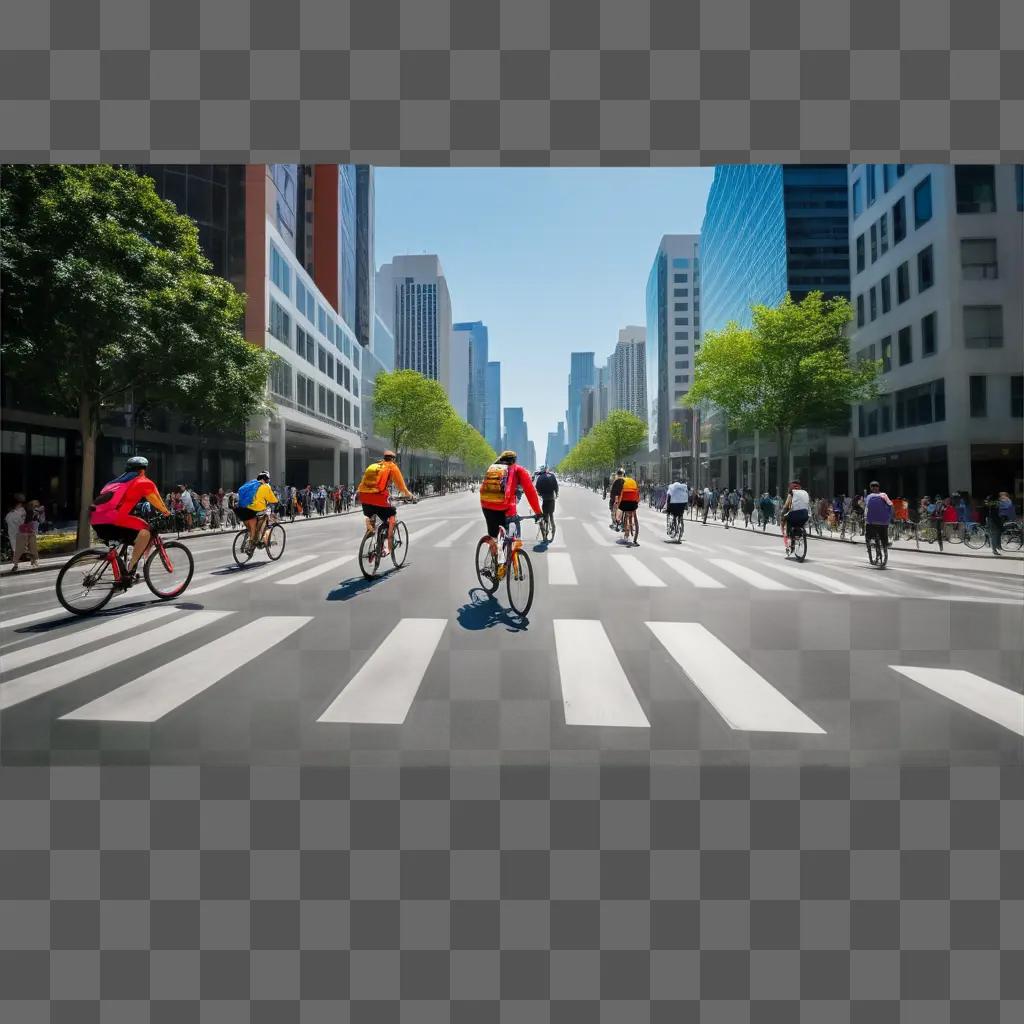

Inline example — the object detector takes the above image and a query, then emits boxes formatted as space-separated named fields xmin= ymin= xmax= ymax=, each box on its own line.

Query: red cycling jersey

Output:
xmin=90 ymin=472 xmax=169 ymax=532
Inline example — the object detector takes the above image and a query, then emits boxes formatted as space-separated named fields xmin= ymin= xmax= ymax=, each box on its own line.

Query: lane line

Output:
xmin=646 ymin=622 xmax=826 ymax=734
xmin=0 ymin=610 xmax=231 ymax=712
xmin=611 ymin=555 xmax=666 ymax=588
xmin=546 ymin=553 xmax=578 ymax=586
xmin=1 ymin=606 xmax=181 ymax=674
xmin=760 ymin=560 xmax=871 ymax=596
xmin=660 ymin=557 xmax=725 ymax=588
xmin=407 ymin=521 xmax=447 ymax=543
xmin=554 ymin=620 xmax=649 ymax=728
xmin=582 ymin=523 xmax=617 ymax=547
xmin=1 ymin=606 xmax=76 ymax=630
xmin=0 ymin=585 xmax=53 ymax=601
xmin=433 ymin=521 xmax=475 ymax=548
xmin=317 ymin=618 xmax=447 ymax=724
xmin=890 ymin=665 xmax=1024 ymax=737
xmin=189 ymin=554 xmax=315 ymax=594
xmin=708 ymin=559 xmax=789 ymax=591
xmin=275 ymin=555 xmax=355 ymax=586
xmin=63 ymin=616 xmax=311 ymax=722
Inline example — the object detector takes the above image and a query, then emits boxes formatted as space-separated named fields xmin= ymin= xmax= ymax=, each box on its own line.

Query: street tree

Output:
xmin=0 ymin=165 xmax=272 ymax=545
xmin=594 ymin=410 xmax=648 ymax=471
xmin=371 ymin=369 xmax=451 ymax=460
xmin=683 ymin=291 xmax=879 ymax=490
xmin=433 ymin=409 xmax=467 ymax=490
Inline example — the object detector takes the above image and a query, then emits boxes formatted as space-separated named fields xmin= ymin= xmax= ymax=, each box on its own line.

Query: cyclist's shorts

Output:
xmin=237 ymin=507 xmax=265 ymax=522
xmin=785 ymin=509 xmax=809 ymax=530
xmin=482 ymin=507 xmax=507 ymax=538
xmin=619 ymin=500 xmax=638 ymax=513
xmin=667 ymin=502 xmax=687 ymax=516
xmin=365 ymin=505 xmax=396 ymax=523
xmin=93 ymin=523 xmax=142 ymax=545
xmin=865 ymin=523 xmax=889 ymax=543
xmin=542 ymin=497 xmax=556 ymax=516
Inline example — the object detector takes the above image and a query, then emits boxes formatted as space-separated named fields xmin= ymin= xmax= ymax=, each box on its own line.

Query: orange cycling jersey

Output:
xmin=358 ymin=461 xmax=408 ymax=507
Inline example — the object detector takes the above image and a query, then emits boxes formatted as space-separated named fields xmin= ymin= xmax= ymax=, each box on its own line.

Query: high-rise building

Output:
xmin=699 ymin=165 xmax=851 ymax=492
xmin=567 ymin=351 xmax=596 ymax=447
xmin=545 ymin=421 xmax=567 ymax=468
xmin=503 ymin=407 xmax=528 ymax=459
xmin=610 ymin=327 xmax=648 ymax=422
xmin=526 ymin=440 xmax=536 ymax=474
xmin=847 ymin=164 xmax=1023 ymax=498
xmin=596 ymin=363 xmax=611 ymax=423
xmin=646 ymin=235 xmax=701 ymax=479
xmin=454 ymin=321 xmax=489 ymax=434
xmin=485 ymin=361 xmax=502 ymax=453
xmin=579 ymin=386 xmax=597 ymax=436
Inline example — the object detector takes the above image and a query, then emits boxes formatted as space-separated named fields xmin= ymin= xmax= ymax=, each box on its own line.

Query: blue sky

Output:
xmin=374 ymin=167 xmax=713 ymax=452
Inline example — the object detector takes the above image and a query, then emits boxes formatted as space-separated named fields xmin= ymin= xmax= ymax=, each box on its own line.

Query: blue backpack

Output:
xmin=237 ymin=479 xmax=260 ymax=508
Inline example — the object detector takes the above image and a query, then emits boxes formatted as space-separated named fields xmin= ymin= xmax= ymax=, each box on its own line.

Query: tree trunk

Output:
xmin=776 ymin=429 xmax=790 ymax=497
xmin=77 ymin=396 xmax=98 ymax=549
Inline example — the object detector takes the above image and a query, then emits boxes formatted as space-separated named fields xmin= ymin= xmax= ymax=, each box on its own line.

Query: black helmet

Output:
xmin=126 ymin=456 xmax=149 ymax=471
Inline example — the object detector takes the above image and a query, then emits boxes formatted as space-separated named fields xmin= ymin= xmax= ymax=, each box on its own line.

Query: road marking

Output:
xmin=582 ymin=523 xmax=617 ymax=547
xmin=62 ymin=616 xmax=311 ymax=722
xmin=708 ymin=559 xmax=789 ymax=591
xmin=554 ymin=620 xmax=649 ymax=728
xmin=885 ymin=565 xmax=1022 ymax=593
xmin=407 ymin=521 xmax=446 ymax=542
xmin=276 ymin=555 xmax=355 ymax=586
xmin=763 ymin=560 xmax=870 ymax=596
xmin=0 ymin=585 xmax=52 ymax=601
xmin=557 ymin=622 xmax=643 ymax=729
xmin=434 ymin=521 xmax=476 ymax=548
xmin=318 ymin=618 xmax=447 ymax=724
xmin=0 ymin=606 xmax=182 ymax=674
xmin=0 ymin=606 xmax=75 ymax=630
xmin=0 ymin=610 xmax=231 ymax=712
xmin=646 ymin=622 xmax=826 ymax=734
xmin=660 ymin=557 xmax=725 ymax=588
xmin=611 ymin=555 xmax=666 ymax=587
xmin=676 ymin=538 xmax=714 ymax=552
xmin=546 ymin=553 xmax=578 ymax=585
xmin=189 ymin=554 xmax=315 ymax=594
xmin=890 ymin=665 xmax=1024 ymax=736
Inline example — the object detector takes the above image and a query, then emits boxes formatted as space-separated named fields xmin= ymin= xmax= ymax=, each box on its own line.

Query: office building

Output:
xmin=610 ymin=326 xmax=648 ymax=422
xmin=567 ymin=351 xmax=596 ymax=447
xmin=503 ymin=407 xmax=528 ymax=460
xmin=848 ymin=164 xmax=1023 ymax=498
xmin=485 ymin=361 xmax=502 ymax=453
xmin=546 ymin=421 xmax=567 ymax=468
xmin=454 ymin=320 xmax=489 ymax=433
xmin=579 ymin=386 xmax=597 ymax=437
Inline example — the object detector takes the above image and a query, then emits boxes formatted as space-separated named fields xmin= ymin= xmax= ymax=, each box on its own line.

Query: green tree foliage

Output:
xmin=683 ymin=291 xmax=879 ymax=487
xmin=0 ymin=165 xmax=272 ymax=544
xmin=558 ymin=410 xmax=648 ymax=477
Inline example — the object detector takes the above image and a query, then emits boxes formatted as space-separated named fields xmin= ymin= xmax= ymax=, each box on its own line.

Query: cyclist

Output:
xmin=236 ymin=471 xmax=279 ymax=551
xmin=614 ymin=471 xmax=641 ymax=546
xmin=89 ymin=456 xmax=171 ymax=586
xmin=533 ymin=465 xmax=559 ymax=537
xmin=758 ymin=491 xmax=774 ymax=530
xmin=864 ymin=480 xmax=893 ymax=564
xmin=779 ymin=479 xmax=810 ymax=554
xmin=608 ymin=469 xmax=625 ymax=531
xmin=665 ymin=477 xmax=689 ymax=539
xmin=479 ymin=450 xmax=542 ymax=577
xmin=357 ymin=451 xmax=415 ymax=557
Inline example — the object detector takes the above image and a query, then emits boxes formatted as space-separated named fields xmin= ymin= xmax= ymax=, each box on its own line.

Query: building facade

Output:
xmin=545 ymin=421 xmax=567 ymax=468
xmin=485 ymin=361 xmax=502 ymax=453
xmin=848 ymin=163 xmax=1023 ymax=499
xmin=566 ymin=351 xmax=596 ymax=447
xmin=610 ymin=327 xmax=648 ymax=423
xmin=454 ymin=321 xmax=489 ymax=436
xmin=503 ymin=407 xmax=528 ymax=460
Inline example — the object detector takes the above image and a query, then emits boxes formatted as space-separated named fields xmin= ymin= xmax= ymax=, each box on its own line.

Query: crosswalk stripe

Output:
xmin=890 ymin=665 xmax=1024 ymax=736
xmin=276 ymin=555 xmax=355 ymax=586
xmin=318 ymin=618 xmax=447 ymax=724
xmin=408 ymin=521 xmax=446 ymax=542
xmin=582 ymin=523 xmax=616 ymax=547
xmin=708 ymin=559 xmax=789 ymax=591
xmin=546 ymin=553 xmax=578 ymax=585
xmin=885 ymin=565 xmax=1017 ymax=594
xmin=675 ymin=538 xmax=714 ymax=552
xmin=0 ymin=585 xmax=53 ymax=601
xmin=0 ymin=606 xmax=182 ymax=674
xmin=434 ymin=521 xmax=475 ymax=548
xmin=660 ymin=557 xmax=725 ymax=588
xmin=62 ymin=616 xmax=312 ymax=722
xmin=646 ymin=622 xmax=826 ymax=734
xmin=762 ymin=560 xmax=871 ymax=596
xmin=611 ymin=555 xmax=666 ymax=587
xmin=1 ymin=606 xmax=74 ymax=630
xmin=0 ymin=610 xmax=232 ymax=712
xmin=554 ymin=620 xmax=649 ymax=728
xmin=189 ymin=554 xmax=315 ymax=594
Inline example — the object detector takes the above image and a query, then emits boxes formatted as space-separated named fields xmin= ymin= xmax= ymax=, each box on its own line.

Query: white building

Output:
xmin=848 ymin=164 xmax=1023 ymax=499
xmin=610 ymin=326 xmax=648 ymax=422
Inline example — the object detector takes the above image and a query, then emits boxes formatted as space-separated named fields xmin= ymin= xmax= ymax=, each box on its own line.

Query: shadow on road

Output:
xmin=456 ymin=587 xmax=529 ymax=633
xmin=326 ymin=572 xmax=396 ymax=602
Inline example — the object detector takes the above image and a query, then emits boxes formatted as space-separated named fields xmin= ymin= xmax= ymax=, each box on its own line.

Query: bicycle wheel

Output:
xmin=391 ymin=521 xmax=409 ymax=568
xmin=539 ymin=517 xmax=549 ymax=543
xmin=1001 ymin=524 xmax=1022 ymax=552
xmin=475 ymin=537 xmax=500 ymax=594
xmin=876 ymin=538 xmax=888 ymax=568
xmin=264 ymin=524 xmax=286 ymax=561
xmin=55 ymin=549 xmax=118 ymax=616
xmin=145 ymin=540 xmax=195 ymax=599
xmin=791 ymin=530 xmax=807 ymax=562
xmin=358 ymin=530 xmax=381 ymax=579
xmin=944 ymin=523 xmax=963 ymax=545
xmin=964 ymin=524 xmax=988 ymax=550
xmin=232 ymin=530 xmax=254 ymax=566
xmin=915 ymin=524 xmax=935 ymax=549
xmin=506 ymin=547 xmax=534 ymax=617
xmin=867 ymin=536 xmax=878 ymax=565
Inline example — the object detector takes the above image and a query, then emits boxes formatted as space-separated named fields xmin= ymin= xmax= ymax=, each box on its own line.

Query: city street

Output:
xmin=1 ymin=487 xmax=1021 ymax=769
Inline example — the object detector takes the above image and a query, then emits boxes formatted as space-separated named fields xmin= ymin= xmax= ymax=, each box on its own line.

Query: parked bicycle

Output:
xmin=56 ymin=523 xmax=195 ymax=616
xmin=232 ymin=509 xmax=286 ymax=566
xmin=357 ymin=499 xmax=412 ymax=579
xmin=475 ymin=513 xmax=541 ymax=617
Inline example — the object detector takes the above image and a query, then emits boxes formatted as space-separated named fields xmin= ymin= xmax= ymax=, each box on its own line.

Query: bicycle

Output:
xmin=56 ymin=524 xmax=195 ymax=616
xmin=232 ymin=509 xmax=287 ymax=566
xmin=357 ymin=498 xmax=413 ymax=579
xmin=474 ymin=513 xmax=541 ymax=617
xmin=963 ymin=522 xmax=990 ymax=550
xmin=538 ymin=503 xmax=556 ymax=543
xmin=782 ymin=514 xmax=807 ymax=562
xmin=620 ymin=506 xmax=639 ymax=546
xmin=1000 ymin=521 xmax=1023 ymax=552
xmin=665 ymin=508 xmax=685 ymax=543
xmin=866 ymin=526 xmax=888 ymax=568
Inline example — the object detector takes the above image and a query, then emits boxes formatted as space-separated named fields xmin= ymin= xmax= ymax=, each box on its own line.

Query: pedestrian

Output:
xmin=10 ymin=498 xmax=41 ymax=571
xmin=5 ymin=494 xmax=27 ymax=570
xmin=178 ymin=484 xmax=195 ymax=530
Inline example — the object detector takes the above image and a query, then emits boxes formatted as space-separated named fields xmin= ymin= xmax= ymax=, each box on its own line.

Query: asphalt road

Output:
xmin=1 ymin=486 xmax=1021 ymax=768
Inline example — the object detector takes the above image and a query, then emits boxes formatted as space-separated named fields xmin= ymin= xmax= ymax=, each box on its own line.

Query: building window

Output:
xmin=895 ymin=378 xmax=945 ymax=429
xmin=881 ymin=275 xmax=891 ymax=314
xmin=856 ymin=234 xmax=865 ymax=273
xmin=0 ymin=429 xmax=26 ymax=454
xmin=344 ymin=365 xmax=351 ymax=391
xmin=883 ymin=164 xmax=896 ymax=191
xmin=269 ymin=245 xmax=291 ymax=298
xmin=960 ymin=238 xmax=998 ymax=279
xmin=856 ymin=294 xmax=865 ymax=327
xmin=870 ymin=286 xmax=877 ymax=321
xmin=881 ymin=401 xmax=892 ymax=433
xmin=913 ymin=176 xmax=932 ymax=227
xmin=857 ymin=343 xmax=876 ymax=364
xmin=674 ymin=287 xmax=688 ymax=297
xmin=674 ymin=345 xmax=688 ymax=354
xmin=673 ymin=258 xmax=689 ymax=269
xmin=969 ymin=376 xmax=987 ymax=418
xmin=317 ymin=385 xmax=327 ymax=415
xmin=318 ymin=346 xmax=327 ymax=374
xmin=963 ymin=305 xmax=1003 ymax=348
xmin=917 ymin=245 xmax=934 ymax=291
xmin=296 ymin=279 xmax=307 ymax=320
xmin=673 ymin=273 xmax=687 ymax=282
xmin=896 ymin=164 xmax=905 ymax=178
xmin=893 ymin=197 xmax=906 ymax=243
xmin=674 ymin=302 xmax=688 ymax=311
xmin=674 ymin=334 xmax=688 ymax=342
xmin=866 ymin=165 xmax=877 ymax=206
xmin=269 ymin=360 xmax=292 ymax=399
xmin=881 ymin=336 xmax=892 ymax=372
xmin=269 ymin=299 xmax=291 ymax=346
xmin=870 ymin=224 xmax=878 ymax=263
xmin=1012 ymin=375 xmax=1023 ymax=417
xmin=921 ymin=312 xmax=937 ymax=356
xmin=879 ymin=213 xmax=888 ymax=255
xmin=852 ymin=178 xmax=863 ymax=216
xmin=896 ymin=262 xmax=910 ymax=303
xmin=898 ymin=326 xmax=912 ymax=365
xmin=955 ymin=165 xmax=997 ymax=213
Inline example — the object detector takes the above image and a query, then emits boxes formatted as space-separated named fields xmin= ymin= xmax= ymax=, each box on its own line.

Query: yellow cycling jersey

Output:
xmin=247 ymin=483 xmax=279 ymax=512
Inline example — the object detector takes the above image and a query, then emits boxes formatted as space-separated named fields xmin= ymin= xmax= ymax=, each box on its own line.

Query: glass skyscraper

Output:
xmin=485 ymin=361 xmax=502 ymax=453
xmin=454 ymin=321 xmax=489 ymax=436
xmin=567 ymin=352 xmax=596 ymax=448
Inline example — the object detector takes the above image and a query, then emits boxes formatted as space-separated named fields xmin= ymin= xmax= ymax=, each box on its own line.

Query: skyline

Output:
xmin=374 ymin=167 xmax=714 ymax=452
